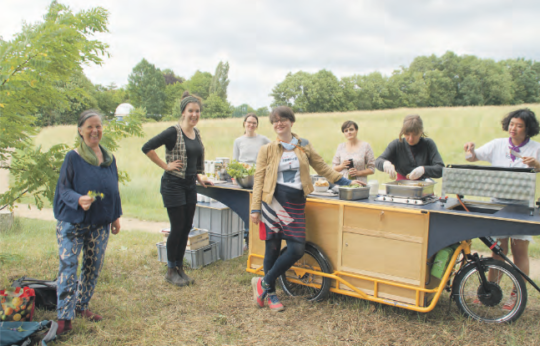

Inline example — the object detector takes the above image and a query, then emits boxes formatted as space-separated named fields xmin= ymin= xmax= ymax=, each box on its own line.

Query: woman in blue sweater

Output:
xmin=53 ymin=109 xmax=122 ymax=335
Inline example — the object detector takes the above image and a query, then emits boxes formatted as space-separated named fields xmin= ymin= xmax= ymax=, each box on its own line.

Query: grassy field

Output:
xmin=30 ymin=104 xmax=540 ymax=222
xmin=2 ymin=218 xmax=540 ymax=345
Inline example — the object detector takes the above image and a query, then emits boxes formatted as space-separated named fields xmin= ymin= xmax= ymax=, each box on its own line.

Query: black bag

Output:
xmin=11 ymin=277 xmax=58 ymax=311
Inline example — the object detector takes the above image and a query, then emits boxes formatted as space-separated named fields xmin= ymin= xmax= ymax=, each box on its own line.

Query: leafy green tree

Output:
xmin=203 ymin=93 xmax=232 ymax=118
xmin=162 ymin=68 xmax=184 ymax=85
xmin=162 ymin=82 xmax=187 ymax=116
xmin=94 ymin=84 xmax=129 ymax=118
xmin=209 ymin=61 xmax=230 ymax=101
xmin=0 ymin=2 xmax=143 ymax=210
xmin=184 ymin=70 xmax=213 ymax=100
xmin=501 ymin=58 xmax=540 ymax=104
xmin=271 ymin=70 xmax=347 ymax=113
xmin=232 ymin=103 xmax=255 ymax=118
xmin=127 ymin=58 xmax=167 ymax=119
xmin=255 ymin=106 xmax=269 ymax=117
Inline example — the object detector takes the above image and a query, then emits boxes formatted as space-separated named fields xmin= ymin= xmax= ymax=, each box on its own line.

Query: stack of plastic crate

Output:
xmin=192 ymin=201 xmax=244 ymax=260
xmin=157 ymin=228 xmax=219 ymax=269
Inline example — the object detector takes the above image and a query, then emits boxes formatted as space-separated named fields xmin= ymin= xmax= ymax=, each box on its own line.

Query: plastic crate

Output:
xmin=209 ymin=231 xmax=243 ymax=261
xmin=193 ymin=202 xmax=244 ymax=235
xmin=156 ymin=241 xmax=219 ymax=269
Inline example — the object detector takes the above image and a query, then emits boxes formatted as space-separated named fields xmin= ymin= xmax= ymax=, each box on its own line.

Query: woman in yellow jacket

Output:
xmin=250 ymin=106 xmax=364 ymax=312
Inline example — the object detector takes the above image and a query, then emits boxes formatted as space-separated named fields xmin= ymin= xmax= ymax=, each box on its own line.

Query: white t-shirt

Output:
xmin=277 ymin=151 xmax=302 ymax=190
xmin=475 ymin=138 xmax=540 ymax=168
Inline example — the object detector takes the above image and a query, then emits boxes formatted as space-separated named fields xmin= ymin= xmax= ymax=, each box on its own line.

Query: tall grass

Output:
xmin=32 ymin=104 xmax=540 ymax=221
xmin=3 ymin=217 xmax=540 ymax=345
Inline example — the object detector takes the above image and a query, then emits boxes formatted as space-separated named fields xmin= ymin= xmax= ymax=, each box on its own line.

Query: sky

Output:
xmin=2 ymin=0 xmax=540 ymax=109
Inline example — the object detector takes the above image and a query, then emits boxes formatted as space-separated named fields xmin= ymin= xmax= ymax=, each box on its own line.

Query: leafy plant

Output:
xmin=226 ymin=160 xmax=256 ymax=179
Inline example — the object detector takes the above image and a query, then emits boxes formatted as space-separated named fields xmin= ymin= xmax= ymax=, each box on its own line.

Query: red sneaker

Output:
xmin=76 ymin=309 xmax=103 ymax=322
xmin=267 ymin=294 xmax=285 ymax=312
xmin=251 ymin=277 xmax=266 ymax=308
xmin=502 ymin=291 xmax=517 ymax=311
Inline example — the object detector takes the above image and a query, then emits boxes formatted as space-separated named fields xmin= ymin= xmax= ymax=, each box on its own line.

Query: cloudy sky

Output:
xmin=3 ymin=0 xmax=540 ymax=108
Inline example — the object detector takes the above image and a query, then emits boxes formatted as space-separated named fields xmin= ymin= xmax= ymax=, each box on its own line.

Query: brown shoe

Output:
xmin=76 ymin=309 xmax=102 ymax=322
xmin=166 ymin=267 xmax=188 ymax=287
xmin=56 ymin=320 xmax=73 ymax=335
xmin=177 ymin=266 xmax=195 ymax=285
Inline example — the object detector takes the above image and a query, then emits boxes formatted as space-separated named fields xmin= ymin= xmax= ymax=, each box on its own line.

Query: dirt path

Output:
xmin=13 ymin=204 xmax=168 ymax=233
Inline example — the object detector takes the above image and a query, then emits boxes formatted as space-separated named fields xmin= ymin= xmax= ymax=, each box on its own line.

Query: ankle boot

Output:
xmin=57 ymin=319 xmax=72 ymax=335
xmin=177 ymin=266 xmax=195 ymax=285
xmin=165 ymin=267 xmax=187 ymax=287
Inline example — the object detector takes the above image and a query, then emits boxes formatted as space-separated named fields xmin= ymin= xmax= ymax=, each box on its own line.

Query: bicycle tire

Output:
xmin=279 ymin=242 xmax=332 ymax=302
xmin=452 ymin=258 xmax=527 ymax=323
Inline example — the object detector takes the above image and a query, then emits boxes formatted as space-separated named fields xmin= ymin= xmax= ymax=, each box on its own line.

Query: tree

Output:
xmin=162 ymin=68 xmax=184 ymax=85
xmin=0 ymin=2 xmax=143 ymax=210
xmin=203 ymin=93 xmax=232 ymax=118
xmin=127 ymin=58 xmax=167 ymax=119
xmin=162 ymin=82 xmax=187 ymax=116
xmin=209 ymin=61 xmax=230 ymax=101
xmin=94 ymin=84 xmax=129 ymax=119
xmin=255 ymin=106 xmax=270 ymax=117
xmin=184 ymin=70 xmax=212 ymax=100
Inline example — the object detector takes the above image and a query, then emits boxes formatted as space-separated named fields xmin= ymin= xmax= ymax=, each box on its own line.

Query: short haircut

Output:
xmin=399 ymin=114 xmax=427 ymax=141
xmin=501 ymin=108 xmax=540 ymax=137
xmin=269 ymin=106 xmax=295 ymax=124
xmin=341 ymin=120 xmax=358 ymax=132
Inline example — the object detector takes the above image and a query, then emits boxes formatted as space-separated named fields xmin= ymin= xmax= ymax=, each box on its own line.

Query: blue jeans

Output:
xmin=263 ymin=238 xmax=305 ymax=293
xmin=56 ymin=221 xmax=110 ymax=320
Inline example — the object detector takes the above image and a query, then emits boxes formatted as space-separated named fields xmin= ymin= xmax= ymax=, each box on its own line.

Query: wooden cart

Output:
xmin=197 ymin=183 xmax=540 ymax=323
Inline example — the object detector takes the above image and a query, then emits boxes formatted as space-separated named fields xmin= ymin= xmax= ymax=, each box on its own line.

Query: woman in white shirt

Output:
xmin=464 ymin=108 xmax=540 ymax=310
xmin=233 ymin=113 xmax=270 ymax=164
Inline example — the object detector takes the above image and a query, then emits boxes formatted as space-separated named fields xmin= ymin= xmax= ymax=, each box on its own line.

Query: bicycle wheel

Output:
xmin=279 ymin=243 xmax=332 ymax=302
xmin=452 ymin=258 xmax=527 ymax=323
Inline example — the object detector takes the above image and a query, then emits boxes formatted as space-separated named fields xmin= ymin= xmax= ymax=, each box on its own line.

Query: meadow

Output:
xmin=2 ymin=218 xmax=540 ymax=345
xmin=32 ymin=104 xmax=540 ymax=222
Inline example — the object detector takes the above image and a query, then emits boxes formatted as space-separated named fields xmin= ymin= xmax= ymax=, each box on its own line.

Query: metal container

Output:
xmin=338 ymin=186 xmax=370 ymax=201
xmin=383 ymin=180 xmax=436 ymax=199
xmin=236 ymin=176 xmax=254 ymax=189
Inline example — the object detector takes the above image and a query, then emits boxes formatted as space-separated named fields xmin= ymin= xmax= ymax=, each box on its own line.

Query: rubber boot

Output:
xmin=177 ymin=265 xmax=195 ymax=285
xmin=166 ymin=267 xmax=187 ymax=287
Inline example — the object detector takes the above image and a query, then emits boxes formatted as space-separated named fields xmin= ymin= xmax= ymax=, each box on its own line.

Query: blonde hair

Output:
xmin=399 ymin=114 xmax=427 ymax=141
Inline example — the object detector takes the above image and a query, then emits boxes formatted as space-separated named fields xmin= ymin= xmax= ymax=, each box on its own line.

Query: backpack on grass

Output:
xmin=0 ymin=320 xmax=57 ymax=346
xmin=11 ymin=277 xmax=58 ymax=311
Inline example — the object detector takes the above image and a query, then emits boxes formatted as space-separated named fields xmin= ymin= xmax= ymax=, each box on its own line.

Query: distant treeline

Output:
xmin=34 ymin=51 xmax=540 ymax=126
xmin=270 ymin=51 xmax=540 ymax=113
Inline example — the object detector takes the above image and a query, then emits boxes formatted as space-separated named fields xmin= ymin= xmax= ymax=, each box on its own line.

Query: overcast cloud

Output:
xmin=2 ymin=0 xmax=540 ymax=108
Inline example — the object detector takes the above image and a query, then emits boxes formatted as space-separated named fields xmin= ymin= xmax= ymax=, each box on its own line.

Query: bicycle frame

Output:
xmin=246 ymin=239 xmax=472 ymax=313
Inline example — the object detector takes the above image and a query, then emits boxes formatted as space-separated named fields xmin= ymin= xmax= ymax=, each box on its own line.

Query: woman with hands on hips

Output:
xmin=52 ymin=109 xmax=122 ymax=335
xmin=249 ymin=106 xmax=365 ymax=312
xmin=332 ymin=120 xmax=375 ymax=184
xmin=375 ymin=114 xmax=444 ymax=180
xmin=142 ymin=91 xmax=213 ymax=288
xmin=464 ymin=108 xmax=540 ymax=310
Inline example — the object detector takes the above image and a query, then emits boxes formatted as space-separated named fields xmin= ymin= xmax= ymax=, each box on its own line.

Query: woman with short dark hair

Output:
xmin=142 ymin=91 xmax=213 ymax=287
xmin=53 ymin=109 xmax=122 ymax=335
xmin=332 ymin=120 xmax=375 ymax=183
xmin=250 ymin=106 xmax=364 ymax=312
xmin=375 ymin=114 xmax=444 ymax=180
xmin=464 ymin=108 xmax=540 ymax=310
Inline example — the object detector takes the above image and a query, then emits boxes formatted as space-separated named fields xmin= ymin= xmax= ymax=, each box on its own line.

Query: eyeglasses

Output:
xmin=273 ymin=118 xmax=290 ymax=124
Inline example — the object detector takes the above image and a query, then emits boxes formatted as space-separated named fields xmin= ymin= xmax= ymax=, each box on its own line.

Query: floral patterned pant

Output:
xmin=56 ymin=221 xmax=110 ymax=320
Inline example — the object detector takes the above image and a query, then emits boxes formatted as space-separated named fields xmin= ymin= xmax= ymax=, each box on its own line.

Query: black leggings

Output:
xmin=263 ymin=238 xmax=305 ymax=293
xmin=166 ymin=204 xmax=197 ymax=266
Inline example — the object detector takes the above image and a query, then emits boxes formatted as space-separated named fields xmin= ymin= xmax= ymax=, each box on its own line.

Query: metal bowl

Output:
xmin=236 ymin=176 xmax=254 ymax=189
